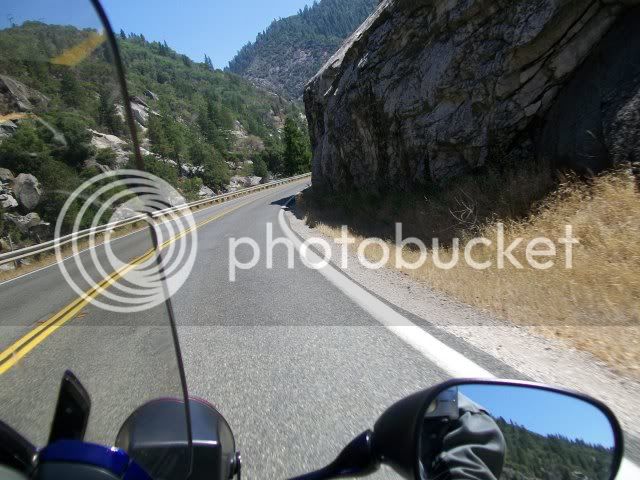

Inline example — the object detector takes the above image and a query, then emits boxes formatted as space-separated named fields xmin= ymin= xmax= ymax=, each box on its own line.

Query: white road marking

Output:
xmin=278 ymin=197 xmax=640 ymax=479
xmin=278 ymin=202 xmax=493 ymax=379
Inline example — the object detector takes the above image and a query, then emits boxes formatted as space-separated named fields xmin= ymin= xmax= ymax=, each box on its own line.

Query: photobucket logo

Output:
xmin=228 ymin=223 xmax=579 ymax=281
xmin=55 ymin=170 xmax=197 ymax=313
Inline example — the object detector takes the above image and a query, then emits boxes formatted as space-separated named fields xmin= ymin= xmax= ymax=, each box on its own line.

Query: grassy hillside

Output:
xmin=298 ymin=165 xmax=640 ymax=378
xmin=227 ymin=0 xmax=379 ymax=98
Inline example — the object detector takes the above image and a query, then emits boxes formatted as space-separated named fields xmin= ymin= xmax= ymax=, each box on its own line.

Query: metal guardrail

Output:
xmin=0 ymin=173 xmax=311 ymax=266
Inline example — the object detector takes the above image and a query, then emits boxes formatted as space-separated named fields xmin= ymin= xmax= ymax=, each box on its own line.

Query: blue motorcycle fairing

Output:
xmin=38 ymin=440 xmax=152 ymax=480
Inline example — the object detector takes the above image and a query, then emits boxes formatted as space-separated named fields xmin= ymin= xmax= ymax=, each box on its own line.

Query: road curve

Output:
xmin=0 ymin=180 xmax=637 ymax=479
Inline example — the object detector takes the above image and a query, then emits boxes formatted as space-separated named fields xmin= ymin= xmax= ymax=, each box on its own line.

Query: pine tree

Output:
xmin=119 ymin=29 xmax=126 ymax=40
xmin=60 ymin=69 xmax=82 ymax=108
xmin=204 ymin=54 xmax=214 ymax=71
xmin=97 ymin=88 xmax=123 ymax=135
xmin=283 ymin=117 xmax=311 ymax=175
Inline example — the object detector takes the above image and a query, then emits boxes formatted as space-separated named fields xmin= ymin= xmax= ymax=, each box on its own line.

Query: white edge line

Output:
xmin=278 ymin=195 xmax=640 ymax=479
xmin=277 ymin=197 xmax=493 ymax=379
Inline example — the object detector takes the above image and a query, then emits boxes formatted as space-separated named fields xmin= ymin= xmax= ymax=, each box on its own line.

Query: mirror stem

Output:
xmin=288 ymin=431 xmax=379 ymax=480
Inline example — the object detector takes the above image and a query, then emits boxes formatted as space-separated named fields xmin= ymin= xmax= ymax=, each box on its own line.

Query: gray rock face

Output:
xmin=0 ymin=120 xmax=18 ymax=142
xmin=304 ymin=0 xmax=640 ymax=193
xmin=130 ymin=101 xmax=149 ymax=127
xmin=129 ymin=97 xmax=159 ymax=127
xmin=0 ymin=167 xmax=14 ymax=182
xmin=89 ymin=129 xmax=130 ymax=167
xmin=541 ymin=7 xmax=640 ymax=173
xmin=0 ymin=75 xmax=49 ymax=114
xmin=144 ymin=90 xmax=159 ymax=101
xmin=3 ymin=212 xmax=45 ymax=234
xmin=0 ymin=193 xmax=18 ymax=209
xmin=228 ymin=175 xmax=263 ymax=191
xmin=13 ymin=173 xmax=42 ymax=210
xmin=198 ymin=185 xmax=214 ymax=197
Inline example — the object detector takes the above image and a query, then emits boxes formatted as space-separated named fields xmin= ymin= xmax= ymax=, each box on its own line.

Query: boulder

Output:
xmin=111 ymin=206 xmax=138 ymax=223
xmin=130 ymin=101 xmax=149 ymax=126
xmin=182 ymin=163 xmax=203 ymax=176
xmin=29 ymin=221 xmax=50 ymax=239
xmin=198 ymin=185 xmax=214 ymax=197
xmin=13 ymin=173 xmax=42 ymax=210
xmin=89 ymin=129 xmax=130 ymax=167
xmin=144 ymin=90 xmax=159 ymax=101
xmin=247 ymin=176 xmax=262 ymax=187
xmin=129 ymin=99 xmax=159 ymax=128
xmin=304 ymin=0 xmax=640 ymax=193
xmin=228 ymin=176 xmax=244 ymax=191
xmin=0 ymin=167 xmax=14 ymax=182
xmin=130 ymin=96 xmax=149 ymax=109
xmin=0 ymin=262 xmax=15 ymax=272
xmin=3 ymin=212 xmax=44 ymax=234
xmin=0 ymin=120 xmax=17 ymax=141
xmin=228 ymin=175 xmax=263 ymax=190
xmin=0 ymin=194 xmax=18 ymax=209
xmin=0 ymin=75 xmax=49 ymax=114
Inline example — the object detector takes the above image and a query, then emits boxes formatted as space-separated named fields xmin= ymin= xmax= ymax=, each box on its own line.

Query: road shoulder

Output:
xmin=284 ymin=200 xmax=640 ymax=459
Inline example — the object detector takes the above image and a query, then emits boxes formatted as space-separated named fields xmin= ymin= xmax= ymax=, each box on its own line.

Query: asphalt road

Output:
xmin=0 ymin=180 xmax=637 ymax=478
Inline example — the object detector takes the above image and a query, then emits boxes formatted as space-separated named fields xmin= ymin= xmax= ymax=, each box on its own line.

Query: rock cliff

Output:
xmin=305 ymin=0 xmax=640 ymax=193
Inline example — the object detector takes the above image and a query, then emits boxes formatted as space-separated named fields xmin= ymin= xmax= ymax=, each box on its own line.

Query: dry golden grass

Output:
xmin=300 ymin=170 xmax=640 ymax=378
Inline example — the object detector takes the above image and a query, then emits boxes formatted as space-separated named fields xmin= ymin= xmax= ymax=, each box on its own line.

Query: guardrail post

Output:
xmin=7 ymin=235 xmax=20 ymax=269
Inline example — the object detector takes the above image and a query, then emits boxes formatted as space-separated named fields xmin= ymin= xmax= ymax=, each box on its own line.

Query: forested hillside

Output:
xmin=496 ymin=418 xmax=613 ymax=480
xmin=0 ymin=22 xmax=310 ymax=245
xmin=227 ymin=0 xmax=379 ymax=98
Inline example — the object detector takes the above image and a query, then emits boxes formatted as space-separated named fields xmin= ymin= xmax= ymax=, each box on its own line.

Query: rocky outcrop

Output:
xmin=198 ymin=185 xmax=214 ymax=197
xmin=0 ymin=120 xmax=17 ymax=142
xmin=144 ymin=90 xmax=159 ymax=101
xmin=0 ymin=193 xmax=17 ymax=209
xmin=541 ymin=7 xmax=640 ymax=173
xmin=13 ymin=173 xmax=42 ymax=210
xmin=305 ymin=0 xmax=640 ymax=193
xmin=0 ymin=75 xmax=49 ymax=114
xmin=3 ymin=212 xmax=48 ymax=235
xmin=129 ymin=96 xmax=159 ymax=127
xmin=89 ymin=129 xmax=130 ymax=167
xmin=228 ymin=175 xmax=263 ymax=191
xmin=0 ymin=168 xmax=17 ymax=209
xmin=0 ymin=168 xmax=14 ymax=183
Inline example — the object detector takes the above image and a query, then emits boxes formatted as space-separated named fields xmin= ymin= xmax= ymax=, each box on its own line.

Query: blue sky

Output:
xmin=460 ymin=385 xmax=615 ymax=448
xmin=1 ymin=0 xmax=314 ymax=68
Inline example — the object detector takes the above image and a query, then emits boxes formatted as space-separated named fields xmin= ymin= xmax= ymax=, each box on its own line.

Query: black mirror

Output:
xmin=374 ymin=380 xmax=624 ymax=480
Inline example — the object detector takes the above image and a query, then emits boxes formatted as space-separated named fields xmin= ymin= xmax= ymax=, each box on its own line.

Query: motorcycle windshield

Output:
xmin=0 ymin=1 xmax=192 ymax=475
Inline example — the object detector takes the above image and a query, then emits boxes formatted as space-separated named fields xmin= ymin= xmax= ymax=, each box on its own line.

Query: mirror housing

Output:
xmin=116 ymin=397 xmax=239 ymax=480
xmin=0 ymin=421 xmax=36 ymax=476
xmin=372 ymin=387 xmax=440 ymax=479
xmin=372 ymin=379 xmax=625 ymax=480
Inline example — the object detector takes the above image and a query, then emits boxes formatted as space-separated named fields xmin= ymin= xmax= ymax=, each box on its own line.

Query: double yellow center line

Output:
xmin=0 ymin=196 xmax=259 ymax=374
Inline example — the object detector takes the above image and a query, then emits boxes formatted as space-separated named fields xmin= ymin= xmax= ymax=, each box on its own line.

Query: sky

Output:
xmin=1 ymin=0 xmax=315 ymax=68
xmin=460 ymin=384 xmax=616 ymax=448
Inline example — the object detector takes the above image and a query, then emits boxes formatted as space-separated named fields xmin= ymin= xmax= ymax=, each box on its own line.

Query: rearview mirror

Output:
xmin=373 ymin=380 xmax=624 ymax=480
